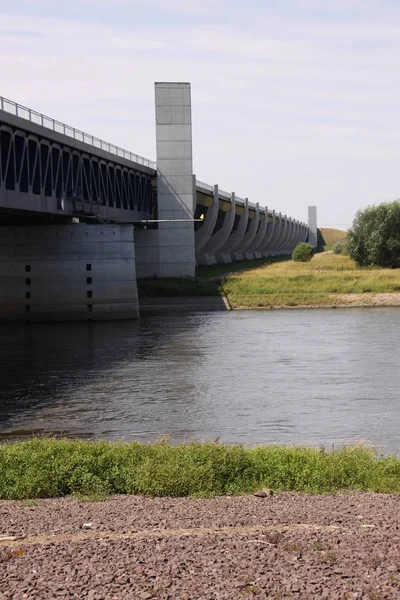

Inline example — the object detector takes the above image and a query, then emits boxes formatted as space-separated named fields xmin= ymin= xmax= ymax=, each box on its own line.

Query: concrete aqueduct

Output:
xmin=0 ymin=83 xmax=316 ymax=322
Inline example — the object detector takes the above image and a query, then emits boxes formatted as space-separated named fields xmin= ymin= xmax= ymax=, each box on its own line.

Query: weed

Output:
xmin=312 ymin=540 xmax=326 ymax=551
xmin=0 ymin=439 xmax=399 ymax=500
xmin=325 ymin=552 xmax=338 ymax=564
xmin=21 ymin=499 xmax=38 ymax=507
xmin=284 ymin=542 xmax=303 ymax=553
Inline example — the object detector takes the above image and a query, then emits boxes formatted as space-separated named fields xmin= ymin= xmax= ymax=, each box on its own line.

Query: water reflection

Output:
xmin=1 ymin=308 xmax=400 ymax=451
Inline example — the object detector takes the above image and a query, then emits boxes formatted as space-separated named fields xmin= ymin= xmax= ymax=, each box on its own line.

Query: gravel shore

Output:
xmin=1 ymin=493 xmax=399 ymax=599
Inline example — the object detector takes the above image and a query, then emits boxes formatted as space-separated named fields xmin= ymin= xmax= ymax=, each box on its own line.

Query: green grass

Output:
xmin=137 ymin=257 xmax=292 ymax=298
xmin=221 ymin=253 xmax=400 ymax=308
xmin=0 ymin=439 xmax=399 ymax=500
xmin=320 ymin=228 xmax=348 ymax=251
xmin=195 ymin=256 xmax=291 ymax=280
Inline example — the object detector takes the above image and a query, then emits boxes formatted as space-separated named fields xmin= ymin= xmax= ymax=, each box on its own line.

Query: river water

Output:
xmin=0 ymin=308 xmax=400 ymax=451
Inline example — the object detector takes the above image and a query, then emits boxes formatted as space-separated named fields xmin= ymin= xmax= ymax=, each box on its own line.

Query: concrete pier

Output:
xmin=0 ymin=224 xmax=139 ymax=322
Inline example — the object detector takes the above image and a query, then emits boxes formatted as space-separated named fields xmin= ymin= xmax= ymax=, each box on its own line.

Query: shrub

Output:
xmin=348 ymin=201 xmax=400 ymax=267
xmin=292 ymin=242 xmax=314 ymax=262
xmin=332 ymin=240 xmax=348 ymax=255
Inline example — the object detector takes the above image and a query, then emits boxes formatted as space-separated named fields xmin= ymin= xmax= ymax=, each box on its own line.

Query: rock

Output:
xmin=82 ymin=523 xmax=93 ymax=530
xmin=254 ymin=488 xmax=273 ymax=498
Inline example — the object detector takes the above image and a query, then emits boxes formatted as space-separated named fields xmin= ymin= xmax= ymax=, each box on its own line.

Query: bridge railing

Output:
xmin=218 ymin=189 xmax=231 ymax=199
xmin=0 ymin=96 xmax=156 ymax=170
xmin=196 ymin=180 xmax=214 ymax=193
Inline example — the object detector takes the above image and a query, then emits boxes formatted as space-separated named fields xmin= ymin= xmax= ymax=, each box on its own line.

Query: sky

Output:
xmin=1 ymin=0 xmax=400 ymax=229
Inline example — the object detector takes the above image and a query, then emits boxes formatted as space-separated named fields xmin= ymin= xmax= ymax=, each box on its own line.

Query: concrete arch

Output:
xmin=293 ymin=221 xmax=302 ymax=250
xmin=285 ymin=220 xmax=296 ymax=253
xmin=260 ymin=211 xmax=280 ymax=257
xmin=197 ymin=192 xmax=236 ymax=265
xmin=279 ymin=218 xmax=293 ymax=255
xmin=256 ymin=210 xmax=277 ymax=258
xmin=276 ymin=217 xmax=292 ymax=256
xmin=267 ymin=215 xmax=287 ymax=256
xmin=245 ymin=205 xmax=269 ymax=259
xmin=216 ymin=198 xmax=249 ymax=264
xmin=195 ymin=184 xmax=219 ymax=259
xmin=287 ymin=219 xmax=298 ymax=253
xmin=297 ymin=221 xmax=304 ymax=245
xmin=233 ymin=201 xmax=260 ymax=261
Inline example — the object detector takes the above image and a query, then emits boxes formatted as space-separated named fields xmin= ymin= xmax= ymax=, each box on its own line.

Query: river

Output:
xmin=1 ymin=308 xmax=399 ymax=451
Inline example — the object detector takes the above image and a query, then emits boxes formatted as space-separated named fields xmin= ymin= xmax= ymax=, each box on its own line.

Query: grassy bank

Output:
xmin=319 ymin=228 xmax=348 ymax=251
xmin=0 ymin=439 xmax=399 ymax=500
xmin=221 ymin=253 xmax=400 ymax=308
xmin=137 ymin=257 xmax=291 ymax=298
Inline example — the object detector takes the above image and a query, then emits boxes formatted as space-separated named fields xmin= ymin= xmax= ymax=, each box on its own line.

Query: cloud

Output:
xmin=82 ymin=0 xmax=229 ymax=15
xmin=1 ymin=5 xmax=400 ymax=227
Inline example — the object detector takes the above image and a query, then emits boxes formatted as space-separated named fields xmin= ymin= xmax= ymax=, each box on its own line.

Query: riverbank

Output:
xmin=137 ymin=253 xmax=400 ymax=312
xmin=1 ymin=492 xmax=399 ymax=598
xmin=1 ymin=439 xmax=399 ymax=500
xmin=220 ymin=253 xmax=400 ymax=309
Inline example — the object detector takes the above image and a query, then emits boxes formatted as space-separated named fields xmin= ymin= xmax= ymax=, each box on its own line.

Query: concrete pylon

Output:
xmin=155 ymin=82 xmax=195 ymax=277
xmin=308 ymin=206 xmax=318 ymax=247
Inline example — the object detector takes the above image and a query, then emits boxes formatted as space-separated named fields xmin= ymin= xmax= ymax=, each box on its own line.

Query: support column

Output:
xmin=233 ymin=201 xmax=260 ymax=261
xmin=195 ymin=184 xmax=219 ymax=259
xmin=216 ymin=198 xmax=249 ymax=264
xmin=267 ymin=214 xmax=285 ymax=256
xmin=257 ymin=211 xmax=276 ymax=258
xmin=0 ymin=224 xmax=139 ymax=322
xmin=308 ymin=206 xmax=318 ymax=248
xmin=155 ymin=82 xmax=195 ymax=278
xmin=197 ymin=193 xmax=236 ymax=265
xmin=245 ymin=206 xmax=269 ymax=260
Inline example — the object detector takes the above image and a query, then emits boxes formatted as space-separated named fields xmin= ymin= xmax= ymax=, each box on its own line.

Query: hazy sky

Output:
xmin=1 ymin=0 xmax=400 ymax=229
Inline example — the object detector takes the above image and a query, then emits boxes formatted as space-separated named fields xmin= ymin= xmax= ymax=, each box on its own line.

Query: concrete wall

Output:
xmin=0 ymin=224 xmax=139 ymax=321
xmin=155 ymin=82 xmax=195 ymax=277
xmin=308 ymin=206 xmax=318 ymax=247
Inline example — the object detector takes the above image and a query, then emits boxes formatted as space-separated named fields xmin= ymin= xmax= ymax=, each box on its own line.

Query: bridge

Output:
xmin=0 ymin=83 xmax=314 ymax=322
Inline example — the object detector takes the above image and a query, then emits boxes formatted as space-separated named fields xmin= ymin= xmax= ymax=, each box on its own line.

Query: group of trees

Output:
xmin=291 ymin=200 xmax=400 ymax=268
xmin=347 ymin=201 xmax=400 ymax=268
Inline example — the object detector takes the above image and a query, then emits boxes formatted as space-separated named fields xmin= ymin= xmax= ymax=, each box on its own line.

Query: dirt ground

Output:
xmin=0 ymin=492 xmax=399 ymax=599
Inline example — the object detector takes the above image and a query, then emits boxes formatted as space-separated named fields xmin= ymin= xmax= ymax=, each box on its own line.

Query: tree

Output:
xmin=348 ymin=201 xmax=400 ymax=268
xmin=292 ymin=242 xmax=314 ymax=262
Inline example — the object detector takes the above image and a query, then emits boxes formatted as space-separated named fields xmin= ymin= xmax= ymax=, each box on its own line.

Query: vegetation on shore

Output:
xmin=0 ymin=439 xmax=399 ymax=500
xmin=348 ymin=201 xmax=400 ymax=268
xmin=137 ymin=257 xmax=291 ymax=298
xmin=220 ymin=253 xmax=400 ymax=309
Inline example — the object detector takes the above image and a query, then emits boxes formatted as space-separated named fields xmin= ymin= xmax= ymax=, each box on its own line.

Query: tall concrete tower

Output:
xmin=154 ymin=82 xmax=196 ymax=278
xmin=308 ymin=206 xmax=318 ymax=247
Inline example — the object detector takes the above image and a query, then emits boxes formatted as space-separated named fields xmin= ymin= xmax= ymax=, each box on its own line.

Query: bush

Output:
xmin=292 ymin=242 xmax=314 ymax=262
xmin=348 ymin=201 xmax=400 ymax=267
xmin=332 ymin=240 xmax=348 ymax=255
